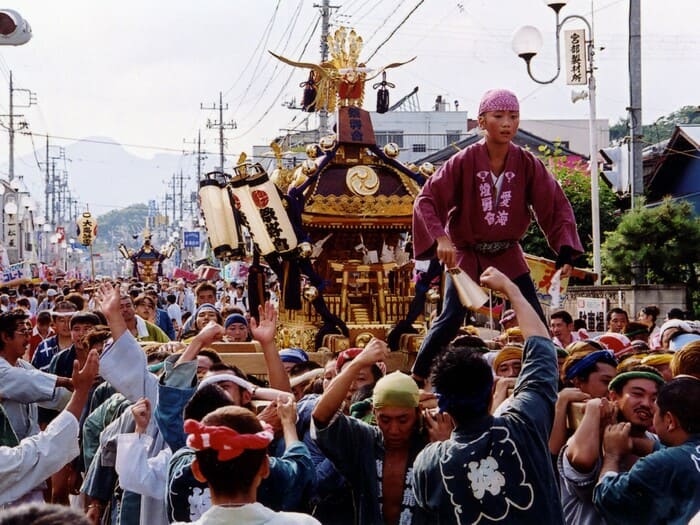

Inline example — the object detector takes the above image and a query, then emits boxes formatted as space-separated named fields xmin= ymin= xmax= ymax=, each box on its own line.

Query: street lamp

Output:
xmin=3 ymin=200 xmax=17 ymax=217
xmin=35 ymin=215 xmax=45 ymax=261
xmin=512 ymin=0 xmax=601 ymax=284
xmin=3 ymin=197 xmax=18 ymax=260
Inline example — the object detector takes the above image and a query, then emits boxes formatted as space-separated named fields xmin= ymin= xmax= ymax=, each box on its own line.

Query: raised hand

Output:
xmin=95 ymin=281 xmax=122 ymax=318
xmin=131 ymin=398 xmax=152 ymax=434
xmin=193 ymin=321 xmax=224 ymax=347
xmin=479 ymin=266 xmax=515 ymax=296
xmin=249 ymin=302 xmax=278 ymax=346
xmin=354 ymin=338 xmax=390 ymax=367
xmin=72 ymin=349 xmax=100 ymax=394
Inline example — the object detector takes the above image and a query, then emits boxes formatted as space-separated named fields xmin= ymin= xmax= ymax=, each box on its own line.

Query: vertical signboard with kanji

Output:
xmin=576 ymin=297 xmax=606 ymax=333
xmin=565 ymin=29 xmax=588 ymax=85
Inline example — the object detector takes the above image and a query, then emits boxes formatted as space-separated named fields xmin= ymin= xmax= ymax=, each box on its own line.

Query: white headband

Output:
xmin=52 ymin=311 xmax=76 ymax=317
xmin=290 ymin=368 xmax=325 ymax=388
xmin=198 ymin=373 xmax=254 ymax=393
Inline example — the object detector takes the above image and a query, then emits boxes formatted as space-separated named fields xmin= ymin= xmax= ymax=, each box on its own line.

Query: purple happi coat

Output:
xmin=413 ymin=140 xmax=583 ymax=280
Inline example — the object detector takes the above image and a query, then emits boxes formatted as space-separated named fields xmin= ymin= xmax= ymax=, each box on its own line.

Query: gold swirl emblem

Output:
xmin=346 ymin=165 xmax=379 ymax=196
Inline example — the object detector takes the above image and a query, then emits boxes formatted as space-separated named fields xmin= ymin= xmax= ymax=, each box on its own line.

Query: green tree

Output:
xmin=601 ymin=197 xmax=700 ymax=290
xmin=93 ymin=203 xmax=150 ymax=254
xmin=520 ymin=144 xmax=621 ymax=270
xmin=609 ymin=105 xmax=700 ymax=144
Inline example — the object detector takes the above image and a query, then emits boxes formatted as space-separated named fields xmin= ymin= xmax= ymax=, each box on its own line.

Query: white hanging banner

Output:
xmin=564 ymin=29 xmax=588 ymax=85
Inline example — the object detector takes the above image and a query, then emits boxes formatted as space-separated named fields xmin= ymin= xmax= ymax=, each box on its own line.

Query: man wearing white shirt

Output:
xmin=118 ymin=293 xmax=170 ymax=343
xmin=0 ymin=349 xmax=99 ymax=508
xmin=0 ymin=311 xmax=72 ymax=441
xmin=550 ymin=310 xmax=580 ymax=348
xmin=231 ymin=283 xmax=248 ymax=312
xmin=166 ymin=293 xmax=183 ymax=331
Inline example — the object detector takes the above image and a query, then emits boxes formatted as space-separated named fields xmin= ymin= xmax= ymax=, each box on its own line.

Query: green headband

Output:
xmin=372 ymin=371 xmax=420 ymax=409
xmin=609 ymin=370 xmax=665 ymax=392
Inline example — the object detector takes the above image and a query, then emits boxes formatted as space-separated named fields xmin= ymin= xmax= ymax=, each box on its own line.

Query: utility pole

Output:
xmin=628 ymin=0 xmax=643 ymax=207
xmin=8 ymin=71 xmax=14 ymax=181
xmin=179 ymin=170 xmax=184 ymax=223
xmin=184 ymin=130 xmax=206 ymax=225
xmin=182 ymin=130 xmax=206 ymax=181
xmin=314 ymin=0 xmax=340 ymax=135
xmin=165 ymin=175 xmax=177 ymax=230
xmin=50 ymin=160 xmax=56 ymax=225
xmin=2 ymin=71 xmax=36 ymax=181
xmin=172 ymin=174 xmax=177 ymax=227
xmin=59 ymin=171 xmax=69 ymax=223
xmin=48 ymin=147 xmax=65 ymax=227
xmin=162 ymin=196 xmax=169 ymax=230
xmin=201 ymin=93 xmax=236 ymax=172
xmin=44 ymin=136 xmax=49 ymax=222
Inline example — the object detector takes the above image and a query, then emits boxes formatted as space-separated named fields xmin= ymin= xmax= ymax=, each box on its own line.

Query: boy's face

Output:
xmin=479 ymin=110 xmax=519 ymax=145
xmin=53 ymin=314 xmax=74 ymax=337
xmin=225 ymin=322 xmax=248 ymax=342
xmin=71 ymin=322 xmax=95 ymax=351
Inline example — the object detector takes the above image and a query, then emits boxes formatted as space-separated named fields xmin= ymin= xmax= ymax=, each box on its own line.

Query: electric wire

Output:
xmin=223 ymin=0 xmax=282 ymax=99
xmin=233 ymin=0 xmax=305 ymax=121
xmin=229 ymin=0 xmax=283 ymax=112
xmin=365 ymin=0 xmax=425 ymax=62
xmin=232 ymin=14 xmax=321 ymax=140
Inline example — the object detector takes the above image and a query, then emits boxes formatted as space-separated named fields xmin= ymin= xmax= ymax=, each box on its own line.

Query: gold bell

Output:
xmin=319 ymin=135 xmax=337 ymax=151
xmin=383 ymin=142 xmax=400 ymax=158
xmin=303 ymin=285 xmax=319 ymax=302
xmin=419 ymin=162 xmax=436 ymax=177
xmin=306 ymin=144 xmax=319 ymax=158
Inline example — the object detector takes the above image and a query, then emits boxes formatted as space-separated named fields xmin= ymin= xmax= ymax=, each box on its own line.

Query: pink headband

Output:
xmin=184 ymin=419 xmax=273 ymax=461
xmin=478 ymin=89 xmax=519 ymax=115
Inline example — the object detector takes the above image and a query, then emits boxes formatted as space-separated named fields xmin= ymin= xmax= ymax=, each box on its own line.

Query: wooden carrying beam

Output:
xmin=219 ymin=350 xmax=415 ymax=378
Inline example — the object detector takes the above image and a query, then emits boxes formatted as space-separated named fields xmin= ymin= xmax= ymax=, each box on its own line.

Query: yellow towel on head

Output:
xmin=641 ymin=353 xmax=673 ymax=367
xmin=373 ymin=371 xmax=420 ymax=409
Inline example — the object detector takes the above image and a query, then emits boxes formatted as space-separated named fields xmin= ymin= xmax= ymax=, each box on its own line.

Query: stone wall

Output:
xmin=553 ymin=284 xmax=688 ymax=322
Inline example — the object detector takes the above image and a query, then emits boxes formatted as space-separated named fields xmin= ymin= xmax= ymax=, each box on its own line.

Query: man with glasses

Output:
xmin=0 ymin=310 xmax=72 ymax=442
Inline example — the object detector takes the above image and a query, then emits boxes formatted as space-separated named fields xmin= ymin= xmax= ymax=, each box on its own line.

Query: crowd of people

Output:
xmin=0 ymin=267 xmax=697 ymax=524
xmin=0 ymin=88 xmax=699 ymax=524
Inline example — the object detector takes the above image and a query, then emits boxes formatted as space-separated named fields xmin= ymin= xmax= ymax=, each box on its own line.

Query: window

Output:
xmin=412 ymin=143 xmax=427 ymax=153
xmin=375 ymin=131 xmax=404 ymax=148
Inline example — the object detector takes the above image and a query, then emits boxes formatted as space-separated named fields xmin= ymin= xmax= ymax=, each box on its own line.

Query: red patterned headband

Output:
xmin=335 ymin=347 xmax=387 ymax=376
xmin=184 ymin=419 xmax=273 ymax=461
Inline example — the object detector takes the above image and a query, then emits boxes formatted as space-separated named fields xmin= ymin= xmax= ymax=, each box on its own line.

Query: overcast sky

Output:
xmin=1 ymin=0 xmax=698 ymax=215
